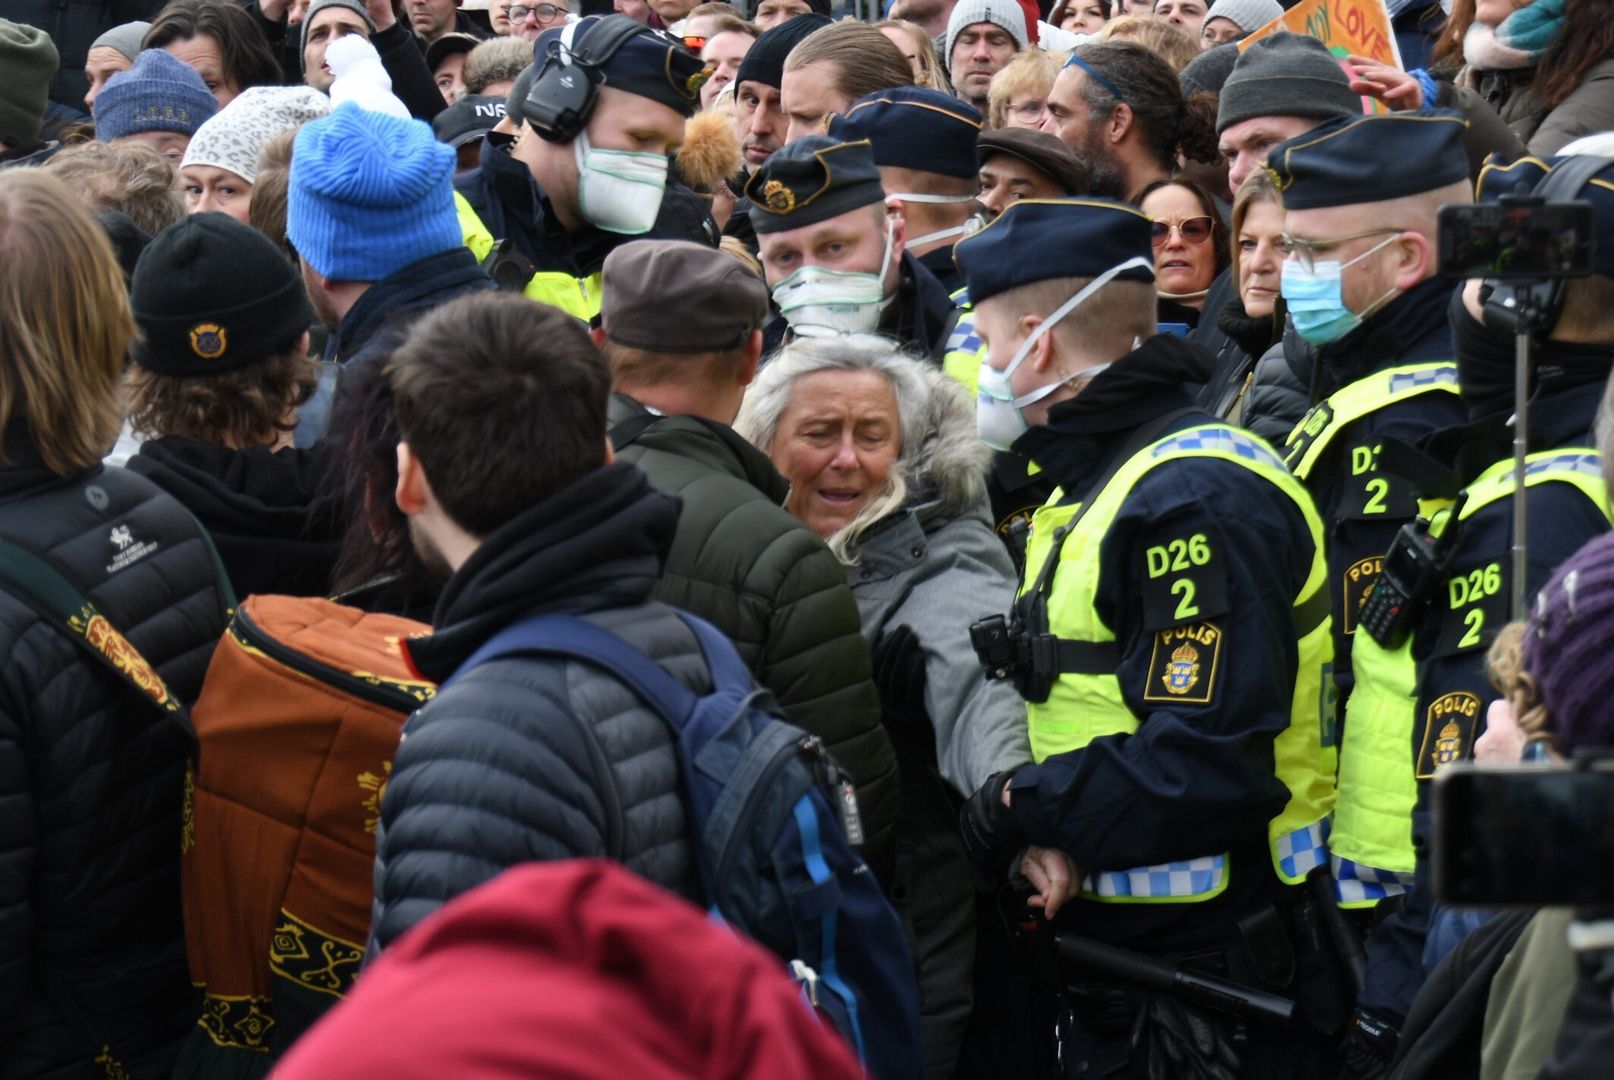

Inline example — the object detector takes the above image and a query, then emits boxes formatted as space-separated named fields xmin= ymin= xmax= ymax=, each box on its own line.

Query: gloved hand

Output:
xmin=1137 ymin=993 xmax=1241 ymax=1080
xmin=959 ymin=771 xmax=1025 ymax=883
xmin=1339 ymin=1008 xmax=1399 ymax=1080
xmin=872 ymin=624 xmax=930 ymax=735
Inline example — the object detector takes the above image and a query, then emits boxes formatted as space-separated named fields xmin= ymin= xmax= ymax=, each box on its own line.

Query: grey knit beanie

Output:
xmin=1180 ymin=42 xmax=1240 ymax=98
xmin=1216 ymin=31 xmax=1360 ymax=134
xmin=90 ymin=21 xmax=152 ymax=63
xmin=300 ymin=0 xmax=377 ymax=75
xmin=944 ymin=0 xmax=1027 ymax=67
xmin=1203 ymin=0 xmax=1283 ymax=35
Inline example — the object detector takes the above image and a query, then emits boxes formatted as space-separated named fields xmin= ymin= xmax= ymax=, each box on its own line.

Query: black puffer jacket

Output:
xmin=608 ymin=395 xmax=899 ymax=879
xmin=369 ymin=463 xmax=704 ymax=952
xmin=0 ymin=429 xmax=232 ymax=1080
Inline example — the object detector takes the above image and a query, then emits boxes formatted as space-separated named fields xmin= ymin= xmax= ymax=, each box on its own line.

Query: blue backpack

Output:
xmin=447 ymin=610 xmax=923 ymax=1080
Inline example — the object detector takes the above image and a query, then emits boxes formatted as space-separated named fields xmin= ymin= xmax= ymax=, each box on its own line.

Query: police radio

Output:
xmin=1357 ymin=490 xmax=1468 ymax=649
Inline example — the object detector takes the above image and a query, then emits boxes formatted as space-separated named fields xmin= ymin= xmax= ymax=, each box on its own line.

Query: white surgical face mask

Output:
xmin=574 ymin=130 xmax=669 ymax=235
xmin=771 ymin=215 xmax=897 ymax=336
xmin=975 ymin=256 xmax=1154 ymax=451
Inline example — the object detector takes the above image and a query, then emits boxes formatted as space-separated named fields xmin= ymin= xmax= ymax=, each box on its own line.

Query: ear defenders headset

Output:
xmin=522 ymin=14 xmax=656 ymax=144
xmin=1481 ymin=154 xmax=1613 ymax=338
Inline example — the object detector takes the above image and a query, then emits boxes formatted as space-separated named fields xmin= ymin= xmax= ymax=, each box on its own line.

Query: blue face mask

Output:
xmin=1280 ymin=235 xmax=1401 ymax=346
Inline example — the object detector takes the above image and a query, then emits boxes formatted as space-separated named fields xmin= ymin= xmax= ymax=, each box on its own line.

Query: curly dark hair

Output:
xmin=1072 ymin=41 xmax=1220 ymax=171
xmin=126 ymin=346 xmax=317 ymax=447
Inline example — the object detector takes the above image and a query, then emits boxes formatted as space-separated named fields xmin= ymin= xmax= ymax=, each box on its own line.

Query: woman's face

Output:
xmin=1237 ymin=198 xmax=1284 ymax=319
xmin=770 ymin=369 xmax=901 ymax=540
xmin=181 ymin=164 xmax=252 ymax=224
xmin=1142 ymin=183 xmax=1217 ymax=302
xmin=1002 ymin=88 xmax=1051 ymax=130
xmin=1059 ymin=1 xmax=1106 ymax=35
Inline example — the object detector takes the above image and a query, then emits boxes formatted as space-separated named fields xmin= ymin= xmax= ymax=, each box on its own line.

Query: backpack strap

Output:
xmin=443 ymin=611 xmax=701 ymax=729
xmin=0 ymin=536 xmax=195 ymax=741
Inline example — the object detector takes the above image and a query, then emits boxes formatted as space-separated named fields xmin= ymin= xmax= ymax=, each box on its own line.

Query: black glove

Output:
xmin=1338 ymin=1008 xmax=1399 ymax=1080
xmin=872 ymin=624 xmax=930 ymax=734
xmin=1137 ymin=993 xmax=1241 ymax=1080
xmin=959 ymin=771 xmax=1026 ymax=882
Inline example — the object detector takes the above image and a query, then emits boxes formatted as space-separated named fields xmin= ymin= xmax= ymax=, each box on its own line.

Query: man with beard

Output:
xmin=944 ymin=0 xmax=1025 ymax=115
xmin=1041 ymin=40 xmax=1219 ymax=204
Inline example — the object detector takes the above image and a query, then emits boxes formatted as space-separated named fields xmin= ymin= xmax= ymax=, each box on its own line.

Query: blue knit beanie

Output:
xmin=288 ymin=103 xmax=462 ymax=282
xmin=94 ymin=48 xmax=218 ymax=141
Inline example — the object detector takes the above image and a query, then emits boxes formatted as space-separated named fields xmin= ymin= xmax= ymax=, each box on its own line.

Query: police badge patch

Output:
xmin=189 ymin=322 xmax=228 ymax=360
xmin=1415 ymin=691 xmax=1482 ymax=779
xmin=1143 ymin=622 xmax=1223 ymax=705
xmin=1340 ymin=554 xmax=1382 ymax=635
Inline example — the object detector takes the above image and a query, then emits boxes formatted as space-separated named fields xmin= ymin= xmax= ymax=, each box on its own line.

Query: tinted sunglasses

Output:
xmin=1151 ymin=216 xmax=1213 ymax=247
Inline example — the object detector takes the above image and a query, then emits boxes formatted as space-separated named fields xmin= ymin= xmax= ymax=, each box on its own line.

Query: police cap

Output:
xmin=826 ymin=87 xmax=983 ymax=181
xmin=955 ymin=198 xmax=1155 ymax=304
xmin=1476 ymin=155 xmax=1614 ymax=276
xmin=1265 ymin=110 xmax=1470 ymax=211
xmin=744 ymin=136 xmax=886 ymax=235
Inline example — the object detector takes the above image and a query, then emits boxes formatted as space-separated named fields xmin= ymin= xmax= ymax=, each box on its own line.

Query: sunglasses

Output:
xmin=1151 ymin=216 xmax=1213 ymax=247
xmin=510 ymin=3 xmax=563 ymax=20
xmin=683 ymin=34 xmax=707 ymax=50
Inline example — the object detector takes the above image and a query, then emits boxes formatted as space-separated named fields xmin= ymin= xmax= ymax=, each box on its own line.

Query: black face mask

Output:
xmin=1452 ymin=287 xmax=1614 ymax=420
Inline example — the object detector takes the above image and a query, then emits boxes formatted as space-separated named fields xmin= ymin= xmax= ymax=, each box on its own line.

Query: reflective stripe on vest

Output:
xmin=1021 ymin=423 xmax=1337 ymax=902
xmin=1334 ymin=447 xmax=1610 ymax=907
xmin=453 ymin=192 xmax=603 ymax=322
xmin=942 ymin=286 xmax=983 ymax=397
xmin=1283 ymin=362 xmax=1460 ymax=481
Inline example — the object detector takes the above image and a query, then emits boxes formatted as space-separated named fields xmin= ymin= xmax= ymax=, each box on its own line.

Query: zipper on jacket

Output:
xmin=231 ymin=606 xmax=434 ymax=712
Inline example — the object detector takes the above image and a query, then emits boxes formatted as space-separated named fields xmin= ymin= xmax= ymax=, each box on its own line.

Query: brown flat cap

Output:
xmin=976 ymin=128 xmax=1092 ymax=196
xmin=601 ymin=240 xmax=769 ymax=353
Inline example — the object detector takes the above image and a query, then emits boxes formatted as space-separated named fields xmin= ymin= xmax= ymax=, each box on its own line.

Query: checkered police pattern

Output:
xmin=1331 ymin=854 xmax=1415 ymax=904
xmin=1386 ymin=364 xmax=1458 ymax=395
xmin=1150 ymin=425 xmax=1287 ymax=471
xmin=1277 ymin=818 xmax=1330 ymax=880
xmin=1525 ymin=451 xmax=1602 ymax=480
xmin=1083 ymin=855 xmax=1227 ymax=899
xmin=945 ymin=311 xmax=982 ymax=358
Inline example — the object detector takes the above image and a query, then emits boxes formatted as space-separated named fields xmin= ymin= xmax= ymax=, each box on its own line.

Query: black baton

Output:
xmin=1055 ymin=933 xmax=1295 ymax=1027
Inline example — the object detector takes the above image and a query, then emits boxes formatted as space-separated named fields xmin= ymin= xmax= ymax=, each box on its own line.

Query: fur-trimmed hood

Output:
xmin=899 ymin=366 xmax=994 ymax=522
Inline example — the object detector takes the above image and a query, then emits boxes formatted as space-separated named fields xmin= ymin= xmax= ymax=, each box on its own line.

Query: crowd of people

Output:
xmin=2 ymin=0 xmax=1614 ymax=1077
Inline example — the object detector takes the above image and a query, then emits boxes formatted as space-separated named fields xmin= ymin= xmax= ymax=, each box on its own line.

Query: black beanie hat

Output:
xmin=735 ymin=13 xmax=831 ymax=92
xmin=131 ymin=213 xmax=315 ymax=377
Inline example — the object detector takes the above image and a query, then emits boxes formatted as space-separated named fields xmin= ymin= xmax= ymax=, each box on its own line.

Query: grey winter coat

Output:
xmin=1469 ymin=59 xmax=1614 ymax=158
xmin=848 ymin=500 xmax=1029 ymax=794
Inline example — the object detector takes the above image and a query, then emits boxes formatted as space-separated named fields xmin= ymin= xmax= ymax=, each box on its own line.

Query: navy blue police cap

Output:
xmin=954 ymin=198 xmax=1155 ymax=304
xmin=1265 ymin=110 xmax=1470 ymax=211
xmin=826 ymin=87 xmax=983 ymax=181
xmin=745 ymin=136 xmax=887 ymax=235
xmin=533 ymin=16 xmax=709 ymax=118
xmin=1476 ymin=154 xmax=1614 ymax=276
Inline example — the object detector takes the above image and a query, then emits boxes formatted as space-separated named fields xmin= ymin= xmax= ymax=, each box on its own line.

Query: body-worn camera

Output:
xmin=969 ymin=609 xmax=1059 ymax=704
xmin=1358 ymin=492 xmax=1468 ymax=649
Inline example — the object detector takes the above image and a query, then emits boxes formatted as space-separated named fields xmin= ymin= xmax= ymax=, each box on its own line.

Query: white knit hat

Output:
xmin=944 ymin=0 xmax=1027 ymax=68
xmin=181 ymin=85 xmax=332 ymax=185
xmin=1203 ymin=0 xmax=1283 ymax=34
xmin=326 ymin=34 xmax=411 ymax=120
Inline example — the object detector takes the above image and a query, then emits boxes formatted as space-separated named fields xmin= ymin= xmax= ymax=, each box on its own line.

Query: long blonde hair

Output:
xmin=0 ymin=170 xmax=132 ymax=474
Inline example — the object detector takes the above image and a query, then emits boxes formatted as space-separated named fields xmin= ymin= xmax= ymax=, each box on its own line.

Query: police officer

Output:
xmin=954 ymin=199 xmax=1340 ymax=1078
xmin=745 ymin=135 xmax=954 ymax=357
xmin=1336 ymin=155 xmax=1614 ymax=1076
xmin=827 ymin=86 xmax=984 ymax=294
xmin=1261 ymin=113 xmax=1474 ymax=1066
xmin=453 ymin=14 xmax=712 ymax=321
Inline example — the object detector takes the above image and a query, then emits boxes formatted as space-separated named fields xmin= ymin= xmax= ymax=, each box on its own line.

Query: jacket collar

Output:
xmin=406 ymin=461 xmax=680 ymax=681
xmin=1315 ymin=276 xmax=1456 ymax=394
xmin=332 ymin=247 xmax=490 ymax=362
xmin=608 ymin=394 xmax=789 ymax=503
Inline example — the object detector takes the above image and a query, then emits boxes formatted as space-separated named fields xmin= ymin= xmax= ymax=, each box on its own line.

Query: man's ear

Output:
xmin=1109 ymin=102 xmax=1134 ymax=145
xmin=1393 ymin=231 xmax=1432 ymax=290
xmin=395 ymin=442 xmax=430 ymax=516
xmin=738 ymin=329 xmax=763 ymax=388
xmin=1018 ymin=314 xmax=1056 ymax=376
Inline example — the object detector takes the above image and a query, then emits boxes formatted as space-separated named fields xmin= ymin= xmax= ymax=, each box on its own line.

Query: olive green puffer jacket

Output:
xmin=608 ymin=394 xmax=900 ymax=880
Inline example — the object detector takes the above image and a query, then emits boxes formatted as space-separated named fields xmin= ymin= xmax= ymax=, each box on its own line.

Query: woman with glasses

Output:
xmin=985 ymin=47 xmax=1060 ymax=130
xmin=1139 ymin=177 xmax=1228 ymax=330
